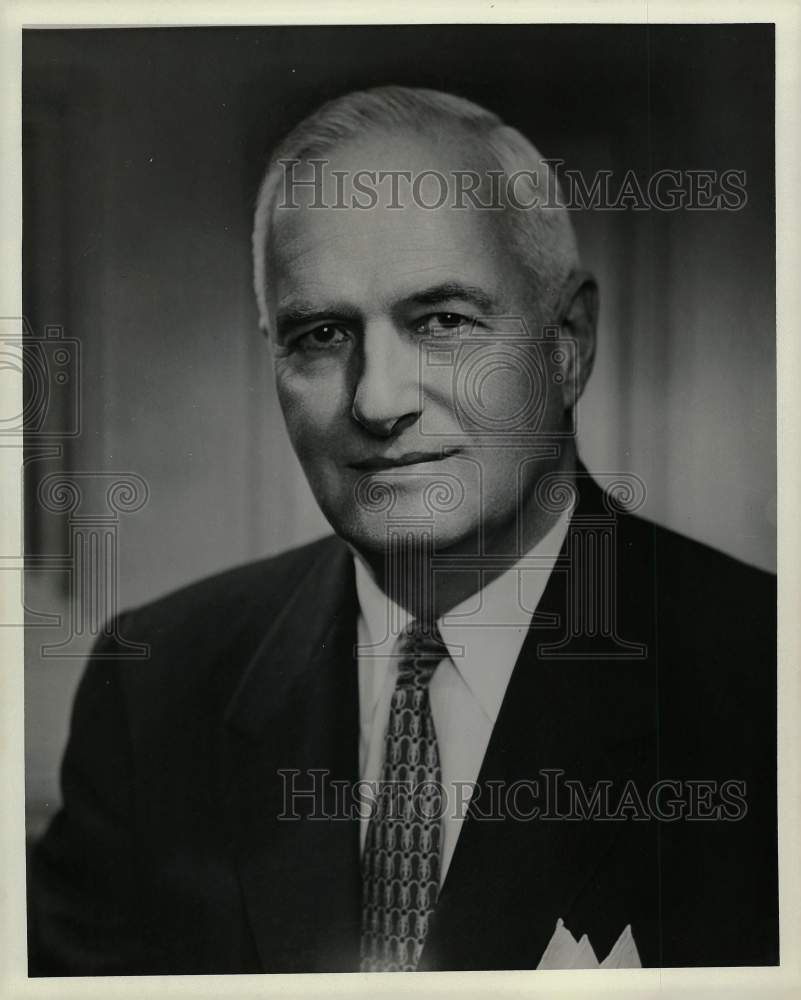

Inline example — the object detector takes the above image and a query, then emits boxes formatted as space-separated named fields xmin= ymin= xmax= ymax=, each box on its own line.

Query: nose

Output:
xmin=352 ymin=322 xmax=422 ymax=438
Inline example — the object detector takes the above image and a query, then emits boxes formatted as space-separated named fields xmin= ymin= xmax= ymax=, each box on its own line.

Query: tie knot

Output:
xmin=395 ymin=620 xmax=447 ymax=687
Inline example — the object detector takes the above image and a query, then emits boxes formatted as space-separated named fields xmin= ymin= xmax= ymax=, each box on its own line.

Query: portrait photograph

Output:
xmin=3 ymin=4 xmax=800 ymax=998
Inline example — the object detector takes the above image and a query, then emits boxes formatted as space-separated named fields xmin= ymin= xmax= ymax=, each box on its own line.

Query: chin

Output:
xmin=324 ymin=505 xmax=481 ymax=559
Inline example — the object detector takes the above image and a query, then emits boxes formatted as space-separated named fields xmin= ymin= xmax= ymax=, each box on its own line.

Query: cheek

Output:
xmin=275 ymin=364 xmax=351 ymax=454
xmin=448 ymin=345 xmax=551 ymax=432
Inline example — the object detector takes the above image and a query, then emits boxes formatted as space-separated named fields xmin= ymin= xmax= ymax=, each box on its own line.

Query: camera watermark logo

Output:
xmin=0 ymin=319 xmax=81 ymax=439
xmin=4 ymin=318 xmax=150 ymax=656
xmin=419 ymin=319 xmax=576 ymax=439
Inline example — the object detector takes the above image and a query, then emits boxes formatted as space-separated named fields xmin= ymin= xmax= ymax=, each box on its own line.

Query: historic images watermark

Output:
xmin=277 ymin=768 xmax=749 ymax=823
xmin=277 ymin=158 xmax=748 ymax=213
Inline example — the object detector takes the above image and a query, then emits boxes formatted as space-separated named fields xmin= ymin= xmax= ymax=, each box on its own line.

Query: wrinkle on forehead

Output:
xmin=264 ymin=128 xmax=535 ymax=317
xmin=270 ymin=224 xmax=518 ymax=322
xmin=271 ymin=195 xmax=513 ymax=290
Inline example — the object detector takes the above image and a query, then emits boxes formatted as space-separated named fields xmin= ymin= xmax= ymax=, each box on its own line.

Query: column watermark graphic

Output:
xmin=35 ymin=472 xmax=150 ymax=657
xmin=5 ymin=317 xmax=150 ymax=657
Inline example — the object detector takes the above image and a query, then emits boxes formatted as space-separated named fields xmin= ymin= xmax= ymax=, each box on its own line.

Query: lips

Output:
xmin=349 ymin=449 xmax=460 ymax=471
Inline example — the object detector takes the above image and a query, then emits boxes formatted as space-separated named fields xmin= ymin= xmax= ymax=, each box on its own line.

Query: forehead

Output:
xmin=266 ymin=130 xmax=530 ymax=313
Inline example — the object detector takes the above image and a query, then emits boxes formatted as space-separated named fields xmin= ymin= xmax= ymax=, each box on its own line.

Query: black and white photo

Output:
xmin=12 ymin=16 xmax=789 ymax=984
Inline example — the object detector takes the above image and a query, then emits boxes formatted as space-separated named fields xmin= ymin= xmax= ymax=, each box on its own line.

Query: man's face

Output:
xmin=264 ymin=132 xmax=575 ymax=558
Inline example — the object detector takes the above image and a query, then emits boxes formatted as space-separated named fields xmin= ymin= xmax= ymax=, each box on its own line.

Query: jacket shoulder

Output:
xmin=621 ymin=510 xmax=775 ymax=603
xmin=120 ymin=533 xmax=347 ymax=634
xmin=93 ymin=534 xmax=349 ymax=710
xmin=619 ymin=511 xmax=776 ymax=764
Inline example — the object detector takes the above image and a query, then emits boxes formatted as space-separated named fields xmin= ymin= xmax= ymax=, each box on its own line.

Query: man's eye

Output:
xmin=297 ymin=325 xmax=349 ymax=352
xmin=416 ymin=313 xmax=473 ymax=336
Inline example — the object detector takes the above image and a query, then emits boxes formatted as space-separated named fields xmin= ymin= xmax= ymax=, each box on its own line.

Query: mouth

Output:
xmin=348 ymin=449 xmax=461 ymax=472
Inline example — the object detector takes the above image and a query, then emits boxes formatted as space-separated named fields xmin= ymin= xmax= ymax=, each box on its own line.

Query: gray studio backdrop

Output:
xmin=23 ymin=25 xmax=775 ymax=833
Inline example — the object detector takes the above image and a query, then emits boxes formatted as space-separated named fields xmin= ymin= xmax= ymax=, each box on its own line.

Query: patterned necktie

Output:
xmin=360 ymin=620 xmax=448 ymax=972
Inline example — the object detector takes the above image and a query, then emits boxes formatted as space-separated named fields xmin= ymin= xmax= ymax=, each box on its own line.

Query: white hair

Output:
xmin=252 ymin=85 xmax=579 ymax=331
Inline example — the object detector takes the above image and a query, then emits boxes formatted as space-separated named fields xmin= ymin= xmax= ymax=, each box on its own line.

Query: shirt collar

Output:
xmin=354 ymin=503 xmax=572 ymax=725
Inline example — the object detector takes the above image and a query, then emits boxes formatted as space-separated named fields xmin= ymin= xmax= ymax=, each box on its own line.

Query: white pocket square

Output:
xmin=536 ymin=918 xmax=642 ymax=970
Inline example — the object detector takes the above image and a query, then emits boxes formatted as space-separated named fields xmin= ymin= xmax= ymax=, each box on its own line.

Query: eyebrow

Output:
xmin=274 ymin=282 xmax=501 ymax=340
xmin=405 ymin=282 xmax=499 ymax=314
xmin=275 ymin=301 xmax=360 ymax=340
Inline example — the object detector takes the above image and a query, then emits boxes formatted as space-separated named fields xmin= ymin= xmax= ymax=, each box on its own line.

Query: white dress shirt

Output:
xmin=354 ymin=505 xmax=571 ymax=885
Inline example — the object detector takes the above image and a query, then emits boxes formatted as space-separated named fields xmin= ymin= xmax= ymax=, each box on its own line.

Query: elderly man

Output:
xmin=28 ymin=87 xmax=777 ymax=975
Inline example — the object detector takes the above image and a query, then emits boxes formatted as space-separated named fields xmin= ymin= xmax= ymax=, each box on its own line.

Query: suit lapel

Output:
xmin=221 ymin=540 xmax=363 ymax=972
xmin=218 ymin=471 xmax=660 ymax=972
xmin=419 ymin=471 xmax=659 ymax=970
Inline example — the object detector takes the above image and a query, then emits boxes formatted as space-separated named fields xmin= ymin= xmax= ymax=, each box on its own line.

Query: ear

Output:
xmin=555 ymin=269 xmax=598 ymax=408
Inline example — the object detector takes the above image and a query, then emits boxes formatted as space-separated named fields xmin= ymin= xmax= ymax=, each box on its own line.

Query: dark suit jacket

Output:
xmin=28 ymin=472 xmax=778 ymax=974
